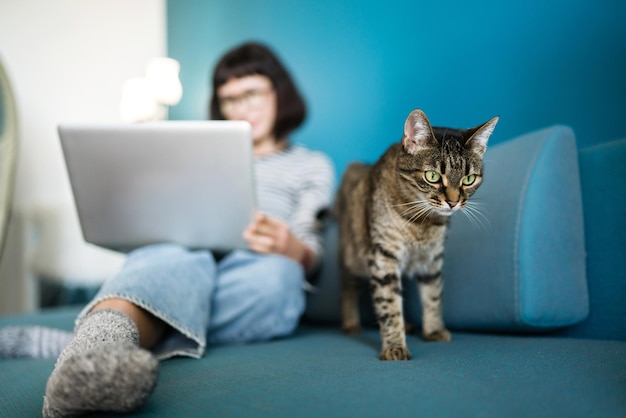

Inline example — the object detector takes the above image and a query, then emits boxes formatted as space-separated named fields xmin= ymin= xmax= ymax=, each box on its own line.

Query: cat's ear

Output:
xmin=465 ymin=116 xmax=499 ymax=157
xmin=403 ymin=109 xmax=437 ymax=155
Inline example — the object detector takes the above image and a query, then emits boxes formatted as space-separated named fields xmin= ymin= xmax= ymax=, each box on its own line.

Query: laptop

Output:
xmin=58 ymin=120 xmax=256 ymax=253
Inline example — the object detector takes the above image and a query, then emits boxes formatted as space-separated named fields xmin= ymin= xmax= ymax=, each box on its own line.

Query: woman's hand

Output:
xmin=243 ymin=213 xmax=314 ymax=269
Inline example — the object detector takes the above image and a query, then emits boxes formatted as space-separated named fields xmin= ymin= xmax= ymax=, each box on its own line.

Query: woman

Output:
xmin=40 ymin=42 xmax=335 ymax=417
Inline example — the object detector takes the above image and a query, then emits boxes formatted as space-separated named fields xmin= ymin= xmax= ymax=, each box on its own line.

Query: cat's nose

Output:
xmin=446 ymin=200 xmax=458 ymax=208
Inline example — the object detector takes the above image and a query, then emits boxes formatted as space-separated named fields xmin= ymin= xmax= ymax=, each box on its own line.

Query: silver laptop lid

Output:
xmin=59 ymin=120 xmax=256 ymax=253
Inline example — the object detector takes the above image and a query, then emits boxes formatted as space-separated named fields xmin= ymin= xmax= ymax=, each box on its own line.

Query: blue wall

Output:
xmin=167 ymin=1 xmax=626 ymax=179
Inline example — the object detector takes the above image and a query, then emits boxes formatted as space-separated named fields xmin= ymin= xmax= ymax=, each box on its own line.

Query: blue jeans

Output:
xmin=78 ymin=244 xmax=306 ymax=360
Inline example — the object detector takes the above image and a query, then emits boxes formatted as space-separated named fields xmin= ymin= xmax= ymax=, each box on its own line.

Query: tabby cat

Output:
xmin=336 ymin=109 xmax=498 ymax=360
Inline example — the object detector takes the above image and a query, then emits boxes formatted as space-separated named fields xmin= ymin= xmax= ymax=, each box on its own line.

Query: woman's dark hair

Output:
xmin=210 ymin=42 xmax=306 ymax=142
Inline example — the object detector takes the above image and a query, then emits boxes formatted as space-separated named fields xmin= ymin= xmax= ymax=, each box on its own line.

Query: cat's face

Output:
xmin=398 ymin=110 xmax=498 ymax=218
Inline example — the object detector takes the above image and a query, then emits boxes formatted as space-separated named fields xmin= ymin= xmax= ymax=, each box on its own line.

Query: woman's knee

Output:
xmin=241 ymin=255 xmax=303 ymax=321
xmin=253 ymin=255 xmax=304 ymax=299
xmin=120 ymin=244 xmax=216 ymax=282
xmin=207 ymin=254 xmax=305 ymax=344
xmin=240 ymin=273 xmax=304 ymax=342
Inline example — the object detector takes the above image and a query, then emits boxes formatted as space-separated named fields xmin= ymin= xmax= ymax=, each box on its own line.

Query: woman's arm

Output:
xmin=244 ymin=150 xmax=335 ymax=272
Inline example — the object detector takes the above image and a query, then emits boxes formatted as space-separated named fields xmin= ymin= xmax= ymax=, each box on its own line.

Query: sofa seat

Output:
xmin=1 ymin=306 xmax=625 ymax=418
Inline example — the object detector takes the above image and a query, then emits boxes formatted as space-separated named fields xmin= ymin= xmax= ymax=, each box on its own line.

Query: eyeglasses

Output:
xmin=218 ymin=88 xmax=273 ymax=116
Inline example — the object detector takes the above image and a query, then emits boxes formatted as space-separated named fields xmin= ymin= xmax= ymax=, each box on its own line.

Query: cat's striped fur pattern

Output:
xmin=337 ymin=109 xmax=498 ymax=360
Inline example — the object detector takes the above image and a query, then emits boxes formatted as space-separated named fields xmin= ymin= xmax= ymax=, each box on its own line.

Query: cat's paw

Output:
xmin=342 ymin=324 xmax=362 ymax=335
xmin=379 ymin=346 xmax=411 ymax=361
xmin=423 ymin=329 xmax=452 ymax=342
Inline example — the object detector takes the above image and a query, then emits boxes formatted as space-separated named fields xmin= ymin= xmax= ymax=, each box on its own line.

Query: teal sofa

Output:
xmin=1 ymin=127 xmax=625 ymax=417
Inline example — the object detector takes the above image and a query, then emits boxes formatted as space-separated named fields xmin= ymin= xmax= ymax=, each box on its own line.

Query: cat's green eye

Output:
xmin=462 ymin=174 xmax=476 ymax=186
xmin=424 ymin=170 xmax=441 ymax=183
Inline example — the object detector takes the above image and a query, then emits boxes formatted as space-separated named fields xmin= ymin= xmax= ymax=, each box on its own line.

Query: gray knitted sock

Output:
xmin=42 ymin=309 xmax=159 ymax=418
xmin=0 ymin=326 xmax=73 ymax=358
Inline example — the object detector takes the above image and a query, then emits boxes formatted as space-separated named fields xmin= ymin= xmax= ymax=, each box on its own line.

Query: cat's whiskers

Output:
xmin=460 ymin=201 xmax=491 ymax=232
xmin=394 ymin=203 xmax=417 ymax=218
xmin=403 ymin=201 xmax=436 ymax=228
xmin=466 ymin=199 xmax=487 ymax=208
xmin=395 ymin=201 xmax=426 ymax=220
xmin=389 ymin=198 xmax=429 ymax=219
xmin=390 ymin=200 xmax=423 ymax=227
xmin=390 ymin=200 xmax=423 ymax=208
xmin=386 ymin=200 xmax=424 ymax=231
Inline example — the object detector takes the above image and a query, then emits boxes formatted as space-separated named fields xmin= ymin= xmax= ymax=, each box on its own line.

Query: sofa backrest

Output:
xmin=305 ymin=130 xmax=626 ymax=342
xmin=557 ymin=138 xmax=626 ymax=341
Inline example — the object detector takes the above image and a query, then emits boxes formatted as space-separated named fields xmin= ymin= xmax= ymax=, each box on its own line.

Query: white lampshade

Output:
xmin=144 ymin=57 xmax=183 ymax=106
xmin=119 ymin=77 xmax=158 ymax=122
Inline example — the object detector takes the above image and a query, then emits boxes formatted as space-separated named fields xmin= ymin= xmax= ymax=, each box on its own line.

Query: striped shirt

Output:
xmin=254 ymin=145 xmax=335 ymax=262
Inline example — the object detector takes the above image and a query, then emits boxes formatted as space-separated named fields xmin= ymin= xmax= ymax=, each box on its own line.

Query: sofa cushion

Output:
xmin=306 ymin=125 xmax=589 ymax=332
xmin=1 ymin=308 xmax=625 ymax=418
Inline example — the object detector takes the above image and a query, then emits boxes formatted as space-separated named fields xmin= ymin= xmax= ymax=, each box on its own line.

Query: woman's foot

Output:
xmin=42 ymin=309 xmax=159 ymax=417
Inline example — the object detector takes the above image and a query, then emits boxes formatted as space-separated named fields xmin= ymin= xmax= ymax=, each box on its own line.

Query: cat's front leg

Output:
xmin=368 ymin=247 xmax=410 ymax=360
xmin=417 ymin=271 xmax=452 ymax=343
